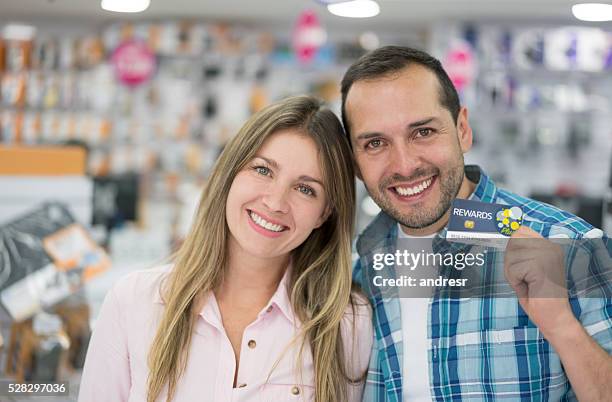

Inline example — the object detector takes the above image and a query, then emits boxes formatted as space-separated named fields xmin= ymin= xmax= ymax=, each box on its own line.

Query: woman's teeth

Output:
xmin=395 ymin=177 xmax=433 ymax=196
xmin=249 ymin=211 xmax=286 ymax=232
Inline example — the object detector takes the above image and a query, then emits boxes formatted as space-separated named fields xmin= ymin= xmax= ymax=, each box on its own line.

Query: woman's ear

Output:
xmin=314 ymin=205 xmax=332 ymax=229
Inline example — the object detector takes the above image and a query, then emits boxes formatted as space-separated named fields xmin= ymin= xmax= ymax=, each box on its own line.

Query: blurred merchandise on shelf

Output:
xmin=408 ymin=23 xmax=612 ymax=234
xmin=0 ymin=203 xmax=109 ymax=322
xmin=4 ymin=312 xmax=70 ymax=382
xmin=0 ymin=145 xmax=92 ymax=225
xmin=0 ymin=20 xmax=384 ymax=202
xmin=53 ymin=298 xmax=91 ymax=370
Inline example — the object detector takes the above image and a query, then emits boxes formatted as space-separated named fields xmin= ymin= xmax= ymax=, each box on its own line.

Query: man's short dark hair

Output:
xmin=340 ymin=45 xmax=461 ymax=139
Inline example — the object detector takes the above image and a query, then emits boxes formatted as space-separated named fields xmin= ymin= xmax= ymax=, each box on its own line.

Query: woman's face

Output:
xmin=226 ymin=129 xmax=329 ymax=261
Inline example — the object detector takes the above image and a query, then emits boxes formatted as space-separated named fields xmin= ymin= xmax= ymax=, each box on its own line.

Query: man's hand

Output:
xmin=503 ymin=226 xmax=577 ymax=337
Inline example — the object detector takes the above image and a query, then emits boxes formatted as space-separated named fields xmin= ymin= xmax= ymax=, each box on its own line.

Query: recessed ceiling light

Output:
xmin=327 ymin=0 xmax=380 ymax=18
xmin=101 ymin=0 xmax=151 ymax=13
xmin=572 ymin=3 xmax=612 ymax=21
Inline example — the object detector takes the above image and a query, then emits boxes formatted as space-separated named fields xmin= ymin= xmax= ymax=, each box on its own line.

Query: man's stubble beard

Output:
xmin=367 ymin=159 xmax=465 ymax=230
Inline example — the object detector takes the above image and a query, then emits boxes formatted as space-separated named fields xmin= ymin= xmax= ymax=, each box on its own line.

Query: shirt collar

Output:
xmin=467 ymin=165 xmax=497 ymax=204
xmin=259 ymin=264 xmax=295 ymax=325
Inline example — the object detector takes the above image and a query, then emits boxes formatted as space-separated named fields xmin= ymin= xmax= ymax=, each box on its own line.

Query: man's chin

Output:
xmin=384 ymin=199 xmax=449 ymax=230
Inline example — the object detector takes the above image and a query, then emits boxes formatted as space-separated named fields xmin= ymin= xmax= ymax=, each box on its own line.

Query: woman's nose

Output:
xmin=261 ymin=185 xmax=290 ymax=214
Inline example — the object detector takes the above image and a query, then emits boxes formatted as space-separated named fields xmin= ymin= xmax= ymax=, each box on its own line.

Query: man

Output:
xmin=342 ymin=46 xmax=612 ymax=401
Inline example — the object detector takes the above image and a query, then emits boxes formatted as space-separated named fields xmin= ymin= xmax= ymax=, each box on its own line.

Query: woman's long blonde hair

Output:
xmin=146 ymin=95 xmax=361 ymax=402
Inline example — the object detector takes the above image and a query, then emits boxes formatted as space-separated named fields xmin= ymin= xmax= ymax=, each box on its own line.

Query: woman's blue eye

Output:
xmin=254 ymin=166 xmax=270 ymax=176
xmin=297 ymin=185 xmax=315 ymax=196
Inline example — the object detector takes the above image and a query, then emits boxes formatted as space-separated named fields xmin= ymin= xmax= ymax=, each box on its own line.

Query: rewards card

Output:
xmin=446 ymin=199 xmax=523 ymax=249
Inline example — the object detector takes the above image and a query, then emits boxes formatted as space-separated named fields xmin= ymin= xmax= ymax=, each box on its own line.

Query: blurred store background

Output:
xmin=0 ymin=0 xmax=611 ymax=400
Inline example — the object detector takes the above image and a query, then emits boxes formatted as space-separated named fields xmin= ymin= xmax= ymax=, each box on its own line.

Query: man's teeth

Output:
xmin=249 ymin=211 xmax=285 ymax=232
xmin=395 ymin=177 xmax=433 ymax=196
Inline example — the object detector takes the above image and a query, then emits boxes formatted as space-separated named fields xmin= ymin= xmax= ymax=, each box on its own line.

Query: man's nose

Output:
xmin=387 ymin=142 xmax=420 ymax=177
xmin=261 ymin=184 xmax=290 ymax=214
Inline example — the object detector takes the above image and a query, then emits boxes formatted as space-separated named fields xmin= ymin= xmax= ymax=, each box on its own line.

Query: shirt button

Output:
xmin=238 ymin=383 xmax=247 ymax=388
xmin=266 ymin=306 xmax=273 ymax=313
xmin=291 ymin=386 xmax=300 ymax=395
xmin=248 ymin=339 xmax=256 ymax=348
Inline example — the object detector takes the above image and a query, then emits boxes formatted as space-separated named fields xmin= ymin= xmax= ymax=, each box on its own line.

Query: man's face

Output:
xmin=344 ymin=65 xmax=472 ymax=231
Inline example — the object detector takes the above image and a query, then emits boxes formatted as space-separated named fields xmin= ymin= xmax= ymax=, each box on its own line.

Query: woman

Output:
xmin=78 ymin=95 xmax=372 ymax=402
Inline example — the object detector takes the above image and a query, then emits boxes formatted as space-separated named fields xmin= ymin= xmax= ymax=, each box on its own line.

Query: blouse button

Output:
xmin=247 ymin=339 xmax=256 ymax=348
xmin=291 ymin=386 xmax=300 ymax=395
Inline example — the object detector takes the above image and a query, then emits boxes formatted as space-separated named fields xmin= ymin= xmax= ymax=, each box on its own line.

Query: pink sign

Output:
xmin=293 ymin=10 xmax=326 ymax=64
xmin=111 ymin=40 xmax=156 ymax=87
xmin=443 ymin=40 xmax=476 ymax=92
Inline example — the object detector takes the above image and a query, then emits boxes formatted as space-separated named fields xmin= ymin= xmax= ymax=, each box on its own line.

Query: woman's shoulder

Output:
xmin=341 ymin=291 xmax=373 ymax=377
xmin=343 ymin=291 xmax=372 ymax=321
xmin=341 ymin=292 xmax=372 ymax=333
xmin=109 ymin=264 xmax=173 ymax=305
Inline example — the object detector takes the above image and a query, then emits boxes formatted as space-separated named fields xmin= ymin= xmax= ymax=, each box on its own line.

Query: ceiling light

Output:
xmin=2 ymin=24 xmax=36 ymax=41
xmin=101 ymin=0 xmax=151 ymax=13
xmin=571 ymin=3 xmax=612 ymax=21
xmin=327 ymin=0 xmax=380 ymax=18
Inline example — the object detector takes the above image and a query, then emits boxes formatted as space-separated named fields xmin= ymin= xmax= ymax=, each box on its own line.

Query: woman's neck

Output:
xmin=215 ymin=240 xmax=289 ymax=308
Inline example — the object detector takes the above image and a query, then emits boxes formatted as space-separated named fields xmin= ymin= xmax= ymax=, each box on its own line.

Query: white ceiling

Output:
xmin=0 ymin=0 xmax=600 ymax=31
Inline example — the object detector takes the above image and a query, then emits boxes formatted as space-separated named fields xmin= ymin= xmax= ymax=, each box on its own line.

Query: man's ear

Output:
xmin=456 ymin=106 xmax=473 ymax=154
xmin=314 ymin=205 xmax=333 ymax=229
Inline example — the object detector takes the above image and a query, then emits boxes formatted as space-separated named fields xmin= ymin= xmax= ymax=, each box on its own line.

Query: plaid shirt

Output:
xmin=353 ymin=165 xmax=612 ymax=402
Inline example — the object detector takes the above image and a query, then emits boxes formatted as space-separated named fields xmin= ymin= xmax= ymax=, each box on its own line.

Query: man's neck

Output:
xmin=399 ymin=175 xmax=477 ymax=237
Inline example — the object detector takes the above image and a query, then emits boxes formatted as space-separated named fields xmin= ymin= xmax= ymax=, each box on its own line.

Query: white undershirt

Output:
xmin=397 ymin=224 xmax=434 ymax=402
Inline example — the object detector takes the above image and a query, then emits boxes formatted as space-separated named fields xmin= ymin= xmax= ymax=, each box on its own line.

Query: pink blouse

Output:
xmin=78 ymin=265 xmax=373 ymax=402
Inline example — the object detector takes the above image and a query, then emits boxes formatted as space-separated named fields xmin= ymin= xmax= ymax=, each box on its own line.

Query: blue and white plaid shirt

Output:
xmin=353 ymin=165 xmax=612 ymax=402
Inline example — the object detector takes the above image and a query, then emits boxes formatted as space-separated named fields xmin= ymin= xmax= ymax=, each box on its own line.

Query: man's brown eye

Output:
xmin=418 ymin=128 xmax=432 ymax=137
xmin=367 ymin=139 xmax=382 ymax=148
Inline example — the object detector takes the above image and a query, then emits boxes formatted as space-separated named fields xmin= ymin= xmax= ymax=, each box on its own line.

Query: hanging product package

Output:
xmin=0 ymin=202 xmax=110 ymax=322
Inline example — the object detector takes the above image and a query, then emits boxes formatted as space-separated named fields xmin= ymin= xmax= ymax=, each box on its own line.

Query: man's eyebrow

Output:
xmin=355 ymin=132 xmax=385 ymax=141
xmin=407 ymin=117 xmax=440 ymax=128
xmin=354 ymin=117 xmax=442 ymax=141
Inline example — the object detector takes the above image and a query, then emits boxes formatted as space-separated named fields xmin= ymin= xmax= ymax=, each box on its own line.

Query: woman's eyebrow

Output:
xmin=253 ymin=155 xmax=279 ymax=169
xmin=255 ymin=155 xmax=323 ymax=187
xmin=299 ymin=175 xmax=324 ymax=187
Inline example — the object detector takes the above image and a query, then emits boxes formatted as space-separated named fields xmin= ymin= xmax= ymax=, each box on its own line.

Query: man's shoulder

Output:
xmin=493 ymin=187 xmax=601 ymax=239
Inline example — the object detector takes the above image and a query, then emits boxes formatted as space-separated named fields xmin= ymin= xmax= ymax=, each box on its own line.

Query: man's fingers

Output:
xmin=510 ymin=226 xmax=542 ymax=239
xmin=513 ymin=281 xmax=529 ymax=300
xmin=504 ymin=251 xmax=540 ymax=267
